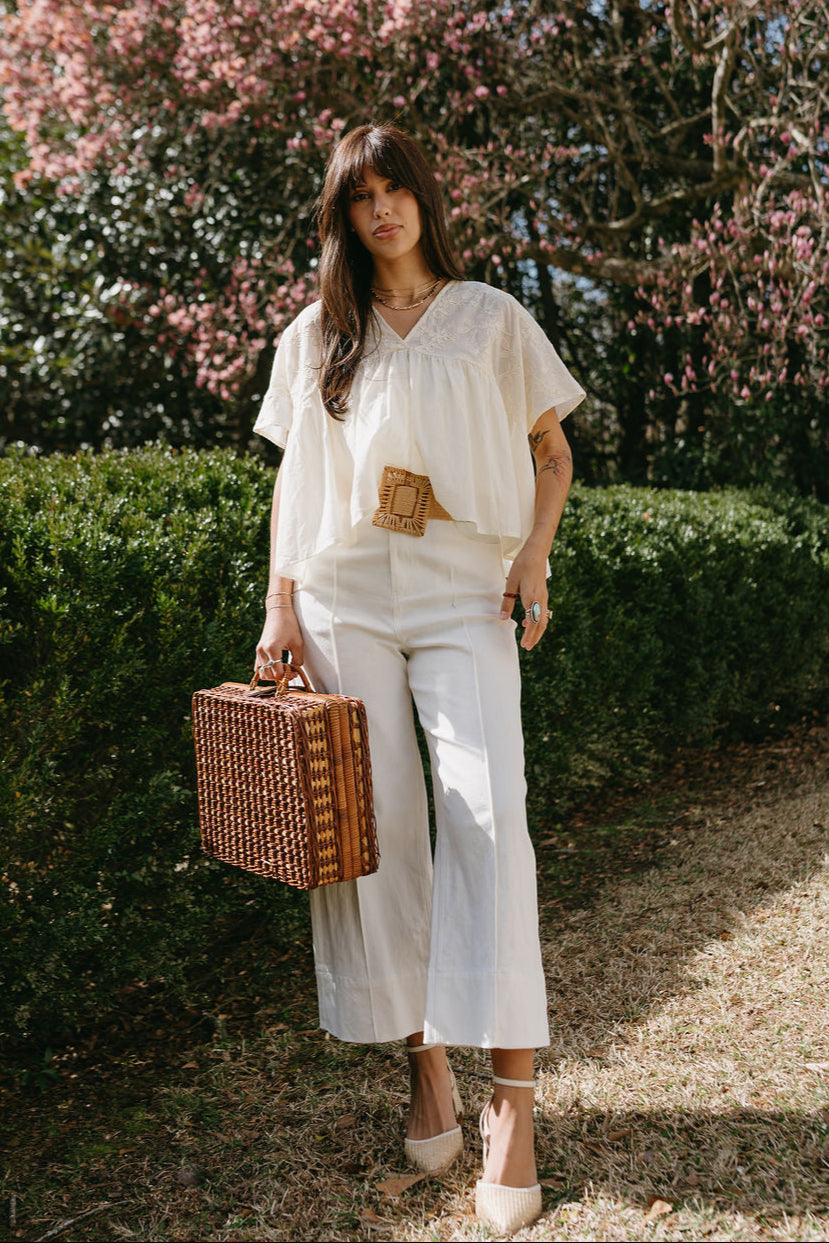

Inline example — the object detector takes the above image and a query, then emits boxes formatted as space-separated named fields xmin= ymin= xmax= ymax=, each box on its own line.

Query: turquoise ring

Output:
xmin=529 ymin=600 xmax=542 ymax=624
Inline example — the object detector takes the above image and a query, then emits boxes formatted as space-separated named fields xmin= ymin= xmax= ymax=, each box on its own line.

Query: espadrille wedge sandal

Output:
xmin=404 ymin=1043 xmax=463 ymax=1173
xmin=475 ymin=1075 xmax=542 ymax=1233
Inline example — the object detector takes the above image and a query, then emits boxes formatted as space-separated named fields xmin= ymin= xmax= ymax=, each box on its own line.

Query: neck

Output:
xmin=371 ymin=254 xmax=436 ymax=297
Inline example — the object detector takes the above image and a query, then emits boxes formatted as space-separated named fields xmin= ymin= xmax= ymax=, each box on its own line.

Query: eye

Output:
xmin=350 ymin=189 xmax=369 ymax=202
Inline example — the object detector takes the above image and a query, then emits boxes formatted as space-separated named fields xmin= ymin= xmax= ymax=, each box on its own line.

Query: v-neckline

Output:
xmin=372 ymin=279 xmax=455 ymax=343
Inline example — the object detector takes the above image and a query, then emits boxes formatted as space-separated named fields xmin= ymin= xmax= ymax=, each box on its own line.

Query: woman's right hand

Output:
xmin=255 ymin=604 xmax=305 ymax=681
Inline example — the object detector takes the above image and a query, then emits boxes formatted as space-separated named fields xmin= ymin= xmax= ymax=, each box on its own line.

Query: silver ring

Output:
xmin=529 ymin=600 xmax=542 ymax=624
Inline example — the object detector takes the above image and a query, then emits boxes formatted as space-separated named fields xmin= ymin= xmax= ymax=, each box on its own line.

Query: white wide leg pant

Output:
xmin=293 ymin=518 xmax=549 ymax=1049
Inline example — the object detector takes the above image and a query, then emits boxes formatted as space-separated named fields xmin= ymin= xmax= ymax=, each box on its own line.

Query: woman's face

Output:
xmin=347 ymin=167 xmax=423 ymax=265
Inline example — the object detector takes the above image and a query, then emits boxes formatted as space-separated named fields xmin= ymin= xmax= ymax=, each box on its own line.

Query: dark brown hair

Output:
xmin=317 ymin=124 xmax=464 ymax=418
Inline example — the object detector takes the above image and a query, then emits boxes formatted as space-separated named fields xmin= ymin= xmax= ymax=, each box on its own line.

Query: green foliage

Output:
xmin=0 ymin=445 xmax=305 ymax=1047
xmin=2 ymin=449 xmax=828 ymax=1045
xmin=522 ymin=484 xmax=829 ymax=816
xmin=0 ymin=111 xmax=228 ymax=454
xmin=3 ymin=7 xmax=829 ymax=497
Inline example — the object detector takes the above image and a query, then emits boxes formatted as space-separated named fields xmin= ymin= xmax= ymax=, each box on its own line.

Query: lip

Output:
xmin=372 ymin=224 xmax=401 ymax=239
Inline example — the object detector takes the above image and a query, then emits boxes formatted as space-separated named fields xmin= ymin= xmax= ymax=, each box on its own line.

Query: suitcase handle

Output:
xmin=247 ymin=662 xmax=315 ymax=696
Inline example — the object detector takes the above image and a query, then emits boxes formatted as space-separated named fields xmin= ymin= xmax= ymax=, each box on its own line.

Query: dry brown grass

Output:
xmin=4 ymin=729 xmax=828 ymax=1241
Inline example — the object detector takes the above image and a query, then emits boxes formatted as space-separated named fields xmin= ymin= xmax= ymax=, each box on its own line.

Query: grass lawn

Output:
xmin=2 ymin=719 xmax=828 ymax=1241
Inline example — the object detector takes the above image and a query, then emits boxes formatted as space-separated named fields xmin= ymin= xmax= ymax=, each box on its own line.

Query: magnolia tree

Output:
xmin=1 ymin=0 xmax=827 ymax=479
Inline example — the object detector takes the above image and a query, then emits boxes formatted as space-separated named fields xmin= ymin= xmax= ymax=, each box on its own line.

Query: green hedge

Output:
xmin=524 ymin=485 xmax=829 ymax=818
xmin=2 ymin=447 xmax=828 ymax=1046
xmin=0 ymin=446 xmax=289 ymax=1049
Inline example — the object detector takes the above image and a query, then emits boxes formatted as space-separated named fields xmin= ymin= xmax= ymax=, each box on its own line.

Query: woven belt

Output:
xmin=372 ymin=465 xmax=451 ymax=537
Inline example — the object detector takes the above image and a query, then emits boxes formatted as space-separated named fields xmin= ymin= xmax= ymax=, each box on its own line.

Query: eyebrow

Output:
xmin=351 ymin=173 xmax=395 ymax=189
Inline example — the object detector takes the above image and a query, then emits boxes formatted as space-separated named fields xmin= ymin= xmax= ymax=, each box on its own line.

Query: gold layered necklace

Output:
xmin=371 ymin=277 xmax=442 ymax=310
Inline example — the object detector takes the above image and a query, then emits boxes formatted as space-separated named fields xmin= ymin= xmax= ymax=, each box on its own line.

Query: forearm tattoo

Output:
xmin=539 ymin=451 xmax=572 ymax=477
xmin=528 ymin=429 xmax=572 ymax=478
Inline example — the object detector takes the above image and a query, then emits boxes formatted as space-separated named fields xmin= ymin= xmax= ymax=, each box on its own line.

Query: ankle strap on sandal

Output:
xmin=493 ymin=1075 xmax=535 ymax=1089
xmin=407 ymin=1042 xmax=438 ymax=1053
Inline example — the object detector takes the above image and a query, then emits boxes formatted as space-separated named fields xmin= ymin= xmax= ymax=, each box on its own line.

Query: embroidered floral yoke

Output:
xmin=254 ymin=280 xmax=586 ymax=584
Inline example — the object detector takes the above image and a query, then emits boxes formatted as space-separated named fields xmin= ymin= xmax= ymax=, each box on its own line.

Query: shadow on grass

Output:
xmin=3 ymin=735 xmax=827 ymax=1241
xmin=533 ymin=1105 xmax=829 ymax=1221
xmin=536 ymin=772 xmax=827 ymax=1056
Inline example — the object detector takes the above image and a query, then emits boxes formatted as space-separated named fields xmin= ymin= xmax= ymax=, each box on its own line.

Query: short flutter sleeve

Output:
xmin=496 ymin=299 xmax=585 ymax=431
xmin=253 ymin=321 xmax=298 ymax=449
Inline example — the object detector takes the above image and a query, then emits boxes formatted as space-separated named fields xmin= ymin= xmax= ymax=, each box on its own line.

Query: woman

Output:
xmin=254 ymin=124 xmax=584 ymax=1233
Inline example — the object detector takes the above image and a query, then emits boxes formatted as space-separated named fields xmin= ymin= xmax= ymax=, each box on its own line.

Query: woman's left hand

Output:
xmin=500 ymin=542 xmax=551 ymax=651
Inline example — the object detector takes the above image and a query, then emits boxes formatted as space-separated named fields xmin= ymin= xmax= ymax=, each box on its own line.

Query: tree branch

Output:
xmin=524 ymin=242 xmax=666 ymax=287
xmin=711 ymin=25 xmax=741 ymax=175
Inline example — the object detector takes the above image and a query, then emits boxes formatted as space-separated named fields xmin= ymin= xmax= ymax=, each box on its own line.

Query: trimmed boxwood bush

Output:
xmin=0 ymin=446 xmax=292 ymax=1048
xmin=523 ymin=485 xmax=829 ymax=819
xmin=1 ymin=446 xmax=828 ymax=1045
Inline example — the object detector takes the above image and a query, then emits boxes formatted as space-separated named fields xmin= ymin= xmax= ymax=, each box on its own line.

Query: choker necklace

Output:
xmin=371 ymin=276 xmax=437 ymax=295
xmin=371 ymin=278 xmax=442 ymax=311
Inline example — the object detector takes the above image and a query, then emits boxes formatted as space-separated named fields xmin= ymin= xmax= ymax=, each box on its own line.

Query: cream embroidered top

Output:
xmin=254 ymin=280 xmax=585 ymax=583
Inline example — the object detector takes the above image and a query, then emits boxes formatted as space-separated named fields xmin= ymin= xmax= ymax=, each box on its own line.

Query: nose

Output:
xmin=373 ymin=194 xmax=391 ymax=217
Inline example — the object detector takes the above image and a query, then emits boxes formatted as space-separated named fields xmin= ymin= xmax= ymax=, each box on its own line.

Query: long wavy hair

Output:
xmin=317 ymin=124 xmax=464 ymax=418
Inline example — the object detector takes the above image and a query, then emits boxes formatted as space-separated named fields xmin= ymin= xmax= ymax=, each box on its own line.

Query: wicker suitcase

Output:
xmin=192 ymin=668 xmax=379 ymax=889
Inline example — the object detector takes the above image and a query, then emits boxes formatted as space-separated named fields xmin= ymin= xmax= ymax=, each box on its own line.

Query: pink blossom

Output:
xmin=2 ymin=0 xmax=826 ymax=409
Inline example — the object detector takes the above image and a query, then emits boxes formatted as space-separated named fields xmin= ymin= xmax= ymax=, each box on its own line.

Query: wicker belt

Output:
xmin=372 ymin=465 xmax=452 ymax=537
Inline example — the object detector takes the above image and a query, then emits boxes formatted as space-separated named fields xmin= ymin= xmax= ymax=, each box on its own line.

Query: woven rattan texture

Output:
xmin=192 ymin=682 xmax=378 ymax=889
xmin=372 ymin=465 xmax=432 ymax=536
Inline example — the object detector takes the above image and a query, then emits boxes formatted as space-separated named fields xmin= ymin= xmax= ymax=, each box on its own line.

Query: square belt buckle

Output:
xmin=372 ymin=466 xmax=432 ymax=537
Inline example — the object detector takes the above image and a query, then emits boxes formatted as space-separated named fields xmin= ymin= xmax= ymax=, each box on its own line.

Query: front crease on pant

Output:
xmin=293 ymin=518 xmax=550 ymax=1050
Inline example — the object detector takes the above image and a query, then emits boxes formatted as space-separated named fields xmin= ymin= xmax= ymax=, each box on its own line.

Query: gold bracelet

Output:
xmin=266 ymin=591 xmax=293 ymax=600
